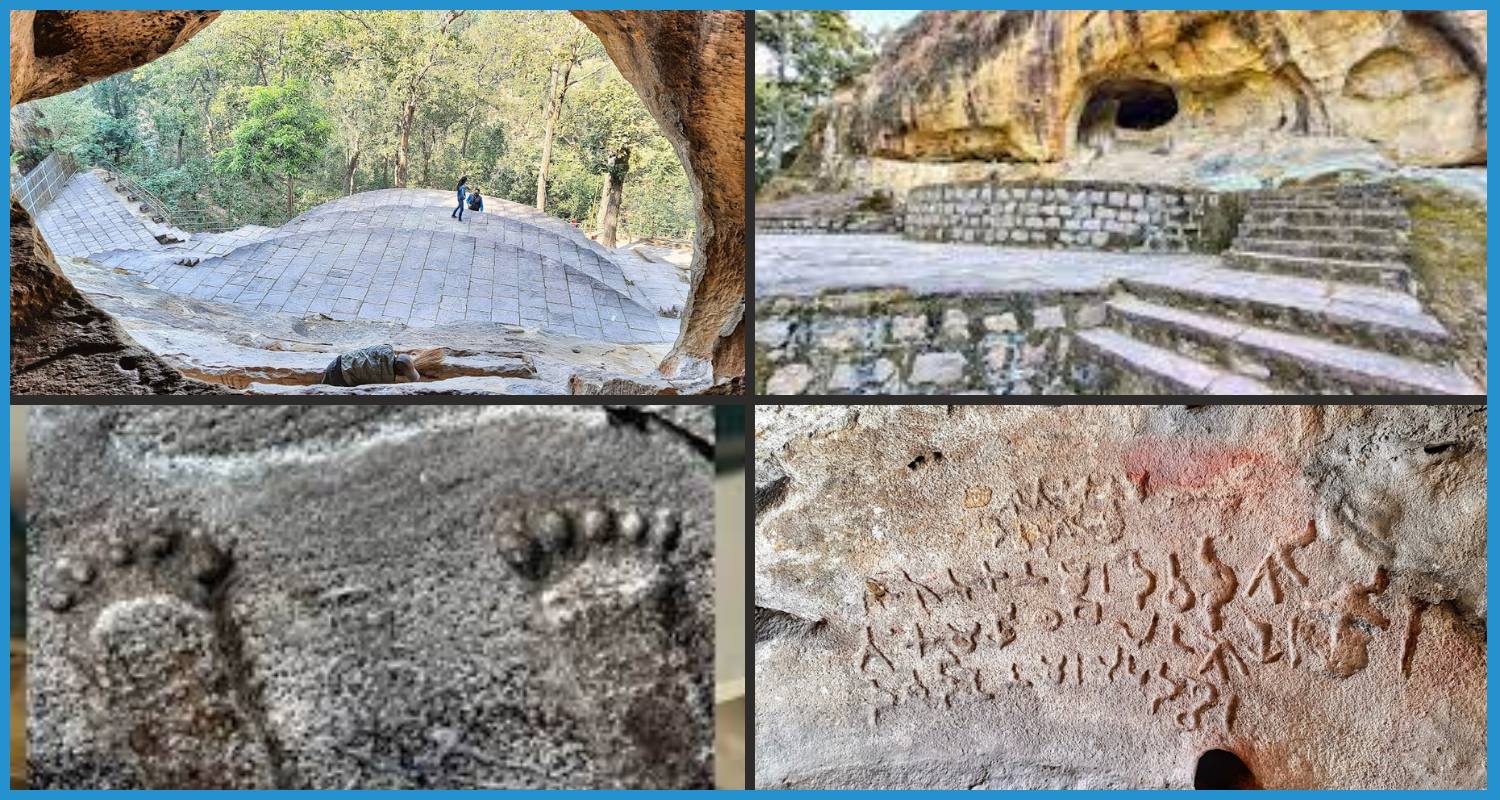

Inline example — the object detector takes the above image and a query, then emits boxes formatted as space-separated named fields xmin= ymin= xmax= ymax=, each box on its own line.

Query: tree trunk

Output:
xmin=535 ymin=64 xmax=559 ymax=210
xmin=420 ymin=133 xmax=432 ymax=188
xmin=176 ymin=128 xmax=185 ymax=168
xmin=344 ymin=143 xmax=360 ymax=196
xmin=395 ymin=102 xmax=415 ymax=187
xmin=770 ymin=22 xmax=790 ymax=172
xmin=536 ymin=58 xmax=574 ymax=211
xmin=204 ymin=98 xmax=216 ymax=150
xmin=285 ymin=173 xmax=295 ymax=216
xmin=594 ymin=148 xmax=629 ymax=248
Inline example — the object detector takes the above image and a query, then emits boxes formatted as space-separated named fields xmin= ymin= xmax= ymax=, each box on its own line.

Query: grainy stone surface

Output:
xmin=28 ymin=406 xmax=715 ymax=789
xmin=754 ymin=405 xmax=1485 ymax=789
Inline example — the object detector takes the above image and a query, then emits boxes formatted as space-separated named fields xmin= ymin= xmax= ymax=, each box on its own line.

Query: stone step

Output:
xmin=1243 ymin=208 xmax=1409 ymax=228
xmin=1232 ymin=237 xmax=1406 ymax=263
xmin=1247 ymin=187 xmax=1404 ymax=202
xmin=1074 ymin=328 xmax=1276 ymax=394
xmin=1235 ymin=223 xmax=1407 ymax=247
xmin=1107 ymin=296 xmax=1480 ymax=395
xmin=1246 ymin=197 xmax=1405 ymax=212
xmin=1224 ymin=249 xmax=1412 ymax=292
xmin=1121 ymin=265 xmax=1450 ymax=359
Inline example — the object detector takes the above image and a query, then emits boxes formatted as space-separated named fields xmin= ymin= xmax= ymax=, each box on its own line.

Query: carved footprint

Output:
xmin=493 ymin=500 xmax=697 ymax=788
xmin=493 ymin=501 xmax=681 ymax=626
xmin=42 ymin=520 xmax=272 ymax=788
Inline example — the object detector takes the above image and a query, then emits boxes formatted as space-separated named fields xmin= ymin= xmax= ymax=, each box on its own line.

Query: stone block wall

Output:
xmin=903 ymin=180 xmax=1240 ymax=253
xmin=756 ymin=291 xmax=1111 ymax=395
xmin=755 ymin=212 xmax=900 ymax=235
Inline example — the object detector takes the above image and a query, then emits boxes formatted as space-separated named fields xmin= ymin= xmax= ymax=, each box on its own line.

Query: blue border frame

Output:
xmin=3 ymin=4 xmax=1495 ymax=795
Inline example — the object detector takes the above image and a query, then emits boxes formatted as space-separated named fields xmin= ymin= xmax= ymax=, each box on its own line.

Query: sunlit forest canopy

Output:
xmin=10 ymin=10 xmax=694 ymax=243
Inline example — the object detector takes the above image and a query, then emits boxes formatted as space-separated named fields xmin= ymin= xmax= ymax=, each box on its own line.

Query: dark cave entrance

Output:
xmin=1080 ymin=78 xmax=1180 ymax=134
xmin=1194 ymin=749 xmax=1260 ymax=790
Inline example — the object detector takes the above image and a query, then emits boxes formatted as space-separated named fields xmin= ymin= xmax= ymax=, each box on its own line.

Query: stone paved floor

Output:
xmin=755 ymin=232 xmax=1216 ymax=297
xmin=37 ymin=173 xmax=686 ymax=344
xmin=755 ymin=233 xmax=1439 ymax=326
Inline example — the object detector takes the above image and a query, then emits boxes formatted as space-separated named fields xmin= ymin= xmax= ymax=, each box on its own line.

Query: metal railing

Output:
xmin=94 ymin=158 xmax=173 ymax=225
xmin=12 ymin=151 xmax=78 ymax=216
xmin=93 ymin=158 xmax=284 ymax=234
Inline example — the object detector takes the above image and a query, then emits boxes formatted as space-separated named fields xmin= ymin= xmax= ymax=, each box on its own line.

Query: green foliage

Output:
xmin=754 ymin=10 xmax=873 ymax=189
xmin=9 ymin=10 xmax=692 ymax=240
xmin=215 ymin=80 xmax=332 ymax=183
xmin=623 ymin=148 xmax=695 ymax=241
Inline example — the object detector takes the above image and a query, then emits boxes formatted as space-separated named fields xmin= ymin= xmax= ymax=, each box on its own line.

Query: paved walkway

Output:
xmin=755 ymin=233 xmax=1214 ymax=297
xmin=36 ymin=173 xmax=687 ymax=344
xmin=754 ymin=233 xmax=1438 ymax=325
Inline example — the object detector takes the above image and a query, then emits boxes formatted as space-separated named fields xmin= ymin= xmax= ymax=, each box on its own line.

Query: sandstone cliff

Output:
xmin=793 ymin=11 xmax=1485 ymax=191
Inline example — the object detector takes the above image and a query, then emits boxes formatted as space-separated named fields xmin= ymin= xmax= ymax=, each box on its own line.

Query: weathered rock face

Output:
xmin=10 ymin=200 xmax=227 ymax=395
xmin=755 ymin=405 xmax=1485 ymax=789
xmin=575 ymin=11 xmax=747 ymax=385
xmin=807 ymin=11 xmax=1485 ymax=173
xmin=29 ymin=406 xmax=715 ymax=788
xmin=10 ymin=10 xmax=745 ymax=393
xmin=9 ymin=10 xmax=219 ymax=106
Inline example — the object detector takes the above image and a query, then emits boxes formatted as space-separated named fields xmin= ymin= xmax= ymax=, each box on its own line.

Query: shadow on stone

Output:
xmin=1194 ymin=749 xmax=1259 ymax=790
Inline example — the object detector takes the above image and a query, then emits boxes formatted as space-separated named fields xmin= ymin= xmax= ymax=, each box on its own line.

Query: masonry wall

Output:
xmin=756 ymin=291 xmax=1110 ymax=395
xmin=754 ymin=212 xmax=899 ymax=235
xmin=903 ymin=180 xmax=1241 ymax=253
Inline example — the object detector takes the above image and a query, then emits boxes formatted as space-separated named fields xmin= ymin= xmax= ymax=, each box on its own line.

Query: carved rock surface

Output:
xmin=810 ymin=11 xmax=1485 ymax=169
xmin=754 ymin=405 xmax=1485 ymax=789
xmin=29 ymin=406 xmax=715 ymax=788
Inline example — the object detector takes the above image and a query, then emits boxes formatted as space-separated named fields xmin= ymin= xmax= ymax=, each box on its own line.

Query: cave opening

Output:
xmin=1082 ymin=78 xmax=1180 ymax=132
xmin=1194 ymin=748 xmax=1260 ymax=790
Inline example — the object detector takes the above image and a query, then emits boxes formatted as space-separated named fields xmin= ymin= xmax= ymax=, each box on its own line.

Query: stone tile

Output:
xmin=909 ymin=352 xmax=968 ymax=386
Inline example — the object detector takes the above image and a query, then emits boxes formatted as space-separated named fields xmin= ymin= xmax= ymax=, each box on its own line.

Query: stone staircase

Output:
xmin=1224 ymin=185 xmax=1414 ymax=292
xmin=1075 ymin=184 xmax=1481 ymax=395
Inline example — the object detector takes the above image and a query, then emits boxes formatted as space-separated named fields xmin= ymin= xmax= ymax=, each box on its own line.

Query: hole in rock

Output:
xmin=1083 ymin=79 xmax=1180 ymax=132
xmin=908 ymin=451 xmax=944 ymax=470
xmin=1194 ymin=748 xmax=1260 ymax=790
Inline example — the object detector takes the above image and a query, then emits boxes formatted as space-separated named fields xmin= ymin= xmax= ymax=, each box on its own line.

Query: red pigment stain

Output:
xmin=1122 ymin=438 xmax=1287 ymax=494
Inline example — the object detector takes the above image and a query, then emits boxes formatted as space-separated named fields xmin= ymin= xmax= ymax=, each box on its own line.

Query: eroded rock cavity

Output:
xmin=802 ymin=10 xmax=1485 ymax=172
xmin=754 ymin=405 xmax=1485 ymax=789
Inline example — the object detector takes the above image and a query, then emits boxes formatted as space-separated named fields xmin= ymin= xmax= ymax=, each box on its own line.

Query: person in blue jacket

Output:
xmin=466 ymin=187 xmax=484 ymax=213
xmin=452 ymin=175 xmax=469 ymax=221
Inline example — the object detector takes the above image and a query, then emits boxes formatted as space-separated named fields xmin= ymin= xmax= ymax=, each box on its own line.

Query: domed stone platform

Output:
xmin=35 ymin=173 xmax=684 ymax=345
